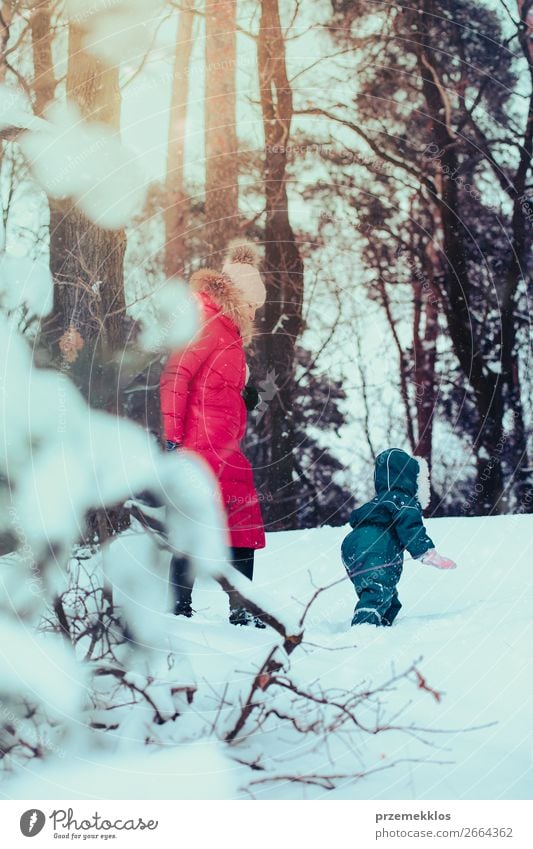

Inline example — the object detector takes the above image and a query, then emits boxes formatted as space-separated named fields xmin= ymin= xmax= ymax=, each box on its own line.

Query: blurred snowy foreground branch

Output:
xmin=0 ymin=83 xmax=146 ymax=229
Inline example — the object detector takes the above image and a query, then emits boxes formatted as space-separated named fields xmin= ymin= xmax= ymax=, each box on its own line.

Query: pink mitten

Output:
xmin=420 ymin=549 xmax=457 ymax=570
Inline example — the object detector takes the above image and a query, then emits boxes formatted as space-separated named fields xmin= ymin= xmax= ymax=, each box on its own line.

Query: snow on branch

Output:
xmin=64 ymin=0 xmax=167 ymax=66
xmin=0 ymin=85 xmax=147 ymax=229
xmin=0 ymin=254 xmax=52 ymax=319
xmin=20 ymin=101 xmax=147 ymax=228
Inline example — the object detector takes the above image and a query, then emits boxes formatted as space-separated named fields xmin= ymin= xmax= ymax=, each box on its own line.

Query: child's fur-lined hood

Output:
xmin=189 ymin=268 xmax=254 ymax=345
xmin=373 ymin=448 xmax=431 ymax=509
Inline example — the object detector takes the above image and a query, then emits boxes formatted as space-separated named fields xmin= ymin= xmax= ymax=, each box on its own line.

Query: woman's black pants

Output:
xmin=169 ymin=547 xmax=255 ymax=612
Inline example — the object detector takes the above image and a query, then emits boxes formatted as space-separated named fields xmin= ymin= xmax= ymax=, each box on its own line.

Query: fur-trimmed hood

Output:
xmin=374 ymin=448 xmax=431 ymax=509
xmin=413 ymin=455 xmax=431 ymax=510
xmin=189 ymin=268 xmax=254 ymax=345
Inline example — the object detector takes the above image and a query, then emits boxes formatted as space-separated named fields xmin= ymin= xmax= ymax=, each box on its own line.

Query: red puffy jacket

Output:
xmin=160 ymin=273 xmax=265 ymax=550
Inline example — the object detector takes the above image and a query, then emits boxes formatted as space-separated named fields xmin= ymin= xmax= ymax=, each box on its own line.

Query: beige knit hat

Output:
xmin=222 ymin=240 xmax=266 ymax=306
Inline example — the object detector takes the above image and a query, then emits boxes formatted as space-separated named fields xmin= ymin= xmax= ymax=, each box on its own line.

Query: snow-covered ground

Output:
xmin=1 ymin=514 xmax=532 ymax=801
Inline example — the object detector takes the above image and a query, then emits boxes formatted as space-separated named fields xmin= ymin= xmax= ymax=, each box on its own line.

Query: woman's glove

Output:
xmin=419 ymin=548 xmax=457 ymax=569
xmin=242 ymin=385 xmax=260 ymax=412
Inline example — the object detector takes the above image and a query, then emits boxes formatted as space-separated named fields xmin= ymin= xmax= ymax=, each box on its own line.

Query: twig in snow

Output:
xmin=246 ymin=757 xmax=456 ymax=792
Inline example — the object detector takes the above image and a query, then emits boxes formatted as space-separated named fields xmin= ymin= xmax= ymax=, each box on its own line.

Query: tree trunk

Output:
xmin=256 ymin=0 xmax=304 ymax=528
xmin=164 ymin=3 xmax=195 ymax=278
xmin=0 ymin=2 xmax=10 ymax=83
xmin=40 ymin=24 xmax=127 ymax=404
xmin=29 ymin=0 xmax=57 ymax=116
xmin=499 ymin=0 xmax=533 ymax=506
xmin=377 ymin=271 xmax=416 ymax=452
xmin=204 ymin=0 xmax=238 ymax=261
xmin=36 ymin=24 xmax=129 ymax=542
xmin=437 ymin=135 xmax=505 ymax=513
xmin=416 ymin=3 xmax=507 ymax=512
xmin=412 ymin=275 xmax=439 ymax=511
xmin=0 ymin=1 xmax=10 ymax=197
xmin=518 ymin=0 xmax=533 ymax=62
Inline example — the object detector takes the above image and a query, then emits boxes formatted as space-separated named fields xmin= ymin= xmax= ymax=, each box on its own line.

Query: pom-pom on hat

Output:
xmin=222 ymin=240 xmax=266 ymax=307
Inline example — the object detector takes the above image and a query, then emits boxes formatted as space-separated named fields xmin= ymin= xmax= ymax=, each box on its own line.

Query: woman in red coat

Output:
xmin=160 ymin=242 xmax=266 ymax=626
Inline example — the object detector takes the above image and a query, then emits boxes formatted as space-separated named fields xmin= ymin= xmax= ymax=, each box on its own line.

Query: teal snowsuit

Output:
xmin=341 ymin=449 xmax=434 ymax=626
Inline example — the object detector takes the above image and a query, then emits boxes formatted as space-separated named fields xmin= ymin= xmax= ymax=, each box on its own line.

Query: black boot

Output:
xmin=228 ymin=548 xmax=266 ymax=628
xmin=229 ymin=606 xmax=266 ymax=628
xmin=229 ymin=606 xmax=251 ymax=626
xmin=174 ymin=599 xmax=193 ymax=618
xmin=170 ymin=556 xmax=194 ymax=618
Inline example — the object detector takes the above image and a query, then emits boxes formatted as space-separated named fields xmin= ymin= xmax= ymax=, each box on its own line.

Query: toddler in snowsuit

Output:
xmin=341 ymin=448 xmax=457 ymax=627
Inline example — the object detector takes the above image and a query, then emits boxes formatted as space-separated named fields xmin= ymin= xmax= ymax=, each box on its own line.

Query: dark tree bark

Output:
xmin=499 ymin=0 xmax=533 ymax=503
xmin=412 ymin=284 xmax=439 ymax=468
xmin=374 ymin=259 xmax=438 ymax=482
xmin=256 ymin=0 xmax=304 ymax=528
xmin=417 ymin=11 xmax=505 ymax=510
xmin=204 ymin=0 xmax=238 ymax=261
xmin=40 ymin=24 xmax=128 ymax=408
xmin=164 ymin=3 xmax=195 ymax=278
xmin=34 ymin=23 xmax=130 ymax=542
xmin=376 ymin=273 xmax=416 ymax=453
